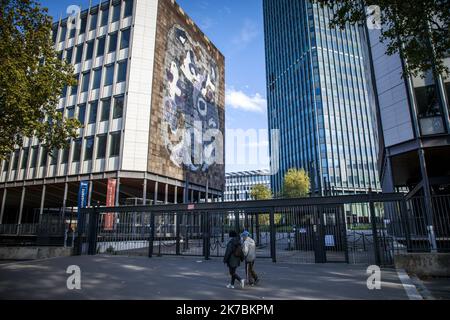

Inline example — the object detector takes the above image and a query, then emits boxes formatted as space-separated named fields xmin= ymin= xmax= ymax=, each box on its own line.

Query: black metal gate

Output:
xmin=75 ymin=193 xmax=421 ymax=266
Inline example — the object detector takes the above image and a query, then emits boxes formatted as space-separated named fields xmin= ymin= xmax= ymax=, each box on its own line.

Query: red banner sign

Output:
xmin=103 ymin=179 xmax=117 ymax=231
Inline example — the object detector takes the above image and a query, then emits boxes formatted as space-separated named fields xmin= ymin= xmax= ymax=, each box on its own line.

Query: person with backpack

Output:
xmin=223 ymin=230 xmax=245 ymax=289
xmin=241 ymin=231 xmax=259 ymax=286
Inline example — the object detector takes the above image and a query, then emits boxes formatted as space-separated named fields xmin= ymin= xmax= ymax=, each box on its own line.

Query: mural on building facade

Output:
xmin=162 ymin=25 xmax=221 ymax=173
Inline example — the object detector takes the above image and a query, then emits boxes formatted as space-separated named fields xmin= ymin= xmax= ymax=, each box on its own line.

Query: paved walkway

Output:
xmin=0 ymin=256 xmax=410 ymax=300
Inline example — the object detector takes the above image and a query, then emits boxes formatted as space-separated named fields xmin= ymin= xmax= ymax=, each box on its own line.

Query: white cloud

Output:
xmin=226 ymin=88 xmax=267 ymax=113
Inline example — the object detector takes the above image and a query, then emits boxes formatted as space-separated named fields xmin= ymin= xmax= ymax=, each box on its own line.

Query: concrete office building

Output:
xmin=263 ymin=0 xmax=381 ymax=196
xmin=224 ymin=170 xmax=271 ymax=202
xmin=368 ymin=23 xmax=450 ymax=195
xmin=0 ymin=0 xmax=225 ymax=227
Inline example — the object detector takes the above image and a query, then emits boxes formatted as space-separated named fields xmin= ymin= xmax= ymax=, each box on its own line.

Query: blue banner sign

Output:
xmin=78 ymin=181 xmax=89 ymax=210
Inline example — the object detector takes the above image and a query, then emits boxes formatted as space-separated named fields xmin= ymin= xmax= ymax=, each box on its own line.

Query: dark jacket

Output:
xmin=223 ymin=237 xmax=242 ymax=268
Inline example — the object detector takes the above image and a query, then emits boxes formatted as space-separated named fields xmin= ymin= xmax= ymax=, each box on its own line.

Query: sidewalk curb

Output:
xmin=408 ymin=274 xmax=436 ymax=300
xmin=396 ymin=268 xmax=423 ymax=300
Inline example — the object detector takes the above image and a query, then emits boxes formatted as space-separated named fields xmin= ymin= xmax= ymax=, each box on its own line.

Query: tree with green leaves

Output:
xmin=0 ymin=0 xmax=81 ymax=160
xmin=250 ymin=184 xmax=272 ymax=200
xmin=313 ymin=0 xmax=450 ymax=78
xmin=282 ymin=168 xmax=310 ymax=199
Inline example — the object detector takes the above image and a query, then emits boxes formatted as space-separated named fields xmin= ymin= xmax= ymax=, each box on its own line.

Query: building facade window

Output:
xmin=72 ymin=139 xmax=82 ymax=162
xmin=85 ymin=41 xmax=94 ymax=60
xmin=79 ymin=15 xmax=87 ymax=35
xmin=61 ymin=144 xmax=70 ymax=164
xmin=29 ymin=146 xmax=39 ymax=168
xmin=92 ymin=68 xmax=102 ymax=90
xmin=75 ymin=45 xmax=83 ymax=64
xmin=88 ymin=101 xmax=98 ymax=124
xmin=117 ymin=60 xmax=128 ymax=83
xmin=40 ymin=148 xmax=48 ymax=167
xmin=50 ymin=149 xmax=58 ymax=165
xmin=120 ymin=28 xmax=131 ymax=50
xmin=59 ymin=25 xmax=67 ymax=42
xmin=124 ymin=0 xmax=134 ymax=18
xmin=109 ymin=132 xmax=121 ymax=157
xmin=101 ymin=7 xmax=109 ymax=26
xmin=97 ymin=135 xmax=107 ymax=159
xmin=81 ymin=72 xmax=90 ymax=92
xmin=101 ymin=98 xmax=111 ymax=121
xmin=112 ymin=3 xmax=121 ymax=22
xmin=413 ymin=71 xmax=445 ymax=136
xmin=108 ymin=32 xmax=118 ymax=53
xmin=78 ymin=104 xmax=86 ymax=125
xmin=104 ymin=64 xmax=114 ymax=86
xmin=97 ymin=37 xmax=106 ymax=57
xmin=21 ymin=148 xmax=29 ymax=169
xmin=65 ymin=48 xmax=73 ymax=64
xmin=67 ymin=106 xmax=75 ymax=119
xmin=113 ymin=95 xmax=124 ymax=119
xmin=84 ymin=137 xmax=95 ymax=161
xmin=89 ymin=12 xmax=98 ymax=31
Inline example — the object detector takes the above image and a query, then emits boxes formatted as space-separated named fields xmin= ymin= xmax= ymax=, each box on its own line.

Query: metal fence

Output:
xmin=70 ymin=193 xmax=450 ymax=266
xmin=2 ymin=193 xmax=449 ymax=265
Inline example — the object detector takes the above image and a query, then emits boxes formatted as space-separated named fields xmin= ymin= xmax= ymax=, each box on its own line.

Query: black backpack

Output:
xmin=233 ymin=242 xmax=244 ymax=261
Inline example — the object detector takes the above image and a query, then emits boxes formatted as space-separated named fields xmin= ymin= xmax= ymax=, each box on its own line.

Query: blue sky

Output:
xmin=41 ymin=0 xmax=269 ymax=173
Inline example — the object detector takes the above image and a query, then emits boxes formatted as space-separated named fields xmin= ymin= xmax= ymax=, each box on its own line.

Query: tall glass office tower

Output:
xmin=263 ymin=0 xmax=380 ymax=196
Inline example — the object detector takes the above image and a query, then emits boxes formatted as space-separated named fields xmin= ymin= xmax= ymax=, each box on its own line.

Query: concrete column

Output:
xmin=114 ymin=177 xmax=121 ymax=207
xmin=154 ymin=181 xmax=159 ymax=205
xmin=190 ymin=189 xmax=194 ymax=203
xmin=62 ymin=182 xmax=69 ymax=248
xmin=62 ymin=182 xmax=68 ymax=215
xmin=17 ymin=186 xmax=26 ymax=225
xmin=87 ymin=180 xmax=93 ymax=207
xmin=39 ymin=185 xmax=46 ymax=223
xmin=205 ymin=180 xmax=209 ymax=203
xmin=0 ymin=189 xmax=7 ymax=224
xmin=174 ymin=185 xmax=178 ymax=204
xmin=142 ymin=178 xmax=147 ymax=205
xmin=418 ymin=148 xmax=437 ymax=252
xmin=164 ymin=183 xmax=169 ymax=204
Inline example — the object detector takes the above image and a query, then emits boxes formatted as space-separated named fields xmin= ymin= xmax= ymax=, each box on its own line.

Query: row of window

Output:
xmin=53 ymin=0 xmax=134 ymax=44
xmin=58 ymin=28 xmax=131 ymax=65
xmin=2 ymin=132 xmax=122 ymax=173
xmin=64 ymin=95 xmax=124 ymax=125
xmin=62 ymin=60 xmax=128 ymax=97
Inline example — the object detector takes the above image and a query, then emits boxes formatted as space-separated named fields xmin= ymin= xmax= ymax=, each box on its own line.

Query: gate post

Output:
xmin=314 ymin=208 xmax=327 ymax=263
xmin=339 ymin=205 xmax=350 ymax=264
xmin=400 ymin=199 xmax=412 ymax=253
xmin=234 ymin=210 xmax=240 ymax=233
xmin=269 ymin=209 xmax=276 ymax=263
xmin=176 ymin=213 xmax=181 ymax=255
xmin=87 ymin=206 xmax=99 ymax=255
xmin=370 ymin=200 xmax=382 ymax=266
xmin=203 ymin=212 xmax=211 ymax=260
xmin=74 ymin=209 xmax=85 ymax=256
xmin=148 ymin=212 xmax=155 ymax=258
xmin=255 ymin=214 xmax=260 ymax=246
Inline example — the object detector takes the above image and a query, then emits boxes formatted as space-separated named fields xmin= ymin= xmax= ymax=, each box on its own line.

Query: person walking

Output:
xmin=241 ymin=231 xmax=259 ymax=286
xmin=223 ymin=230 xmax=245 ymax=289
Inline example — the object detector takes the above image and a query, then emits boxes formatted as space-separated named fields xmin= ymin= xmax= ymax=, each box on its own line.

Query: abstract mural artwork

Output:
xmin=162 ymin=25 xmax=221 ymax=172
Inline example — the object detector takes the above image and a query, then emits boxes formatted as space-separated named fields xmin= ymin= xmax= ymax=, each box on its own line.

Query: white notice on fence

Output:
xmin=325 ymin=235 xmax=335 ymax=247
